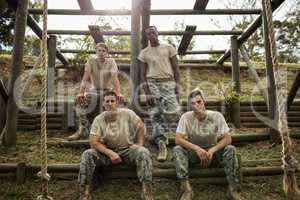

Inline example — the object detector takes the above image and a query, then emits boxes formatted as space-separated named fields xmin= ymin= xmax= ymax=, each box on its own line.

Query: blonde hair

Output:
xmin=96 ymin=42 xmax=108 ymax=52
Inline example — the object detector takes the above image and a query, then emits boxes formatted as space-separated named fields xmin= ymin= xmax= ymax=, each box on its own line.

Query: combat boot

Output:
xmin=141 ymin=182 xmax=154 ymax=200
xmin=179 ymin=179 xmax=193 ymax=200
xmin=226 ymin=184 xmax=242 ymax=200
xmin=157 ymin=140 xmax=168 ymax=162
xmin=79 ymin=185 xmax=91 ymax=200
xmin=67 ymin=126 xmax=86 ymax=141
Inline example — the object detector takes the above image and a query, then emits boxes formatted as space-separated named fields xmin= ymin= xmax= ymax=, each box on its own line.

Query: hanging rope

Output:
xmin=263 ymin=0 xmax=299 ymax=199
xmin=36 ymin=0 xmax=52 ymax=199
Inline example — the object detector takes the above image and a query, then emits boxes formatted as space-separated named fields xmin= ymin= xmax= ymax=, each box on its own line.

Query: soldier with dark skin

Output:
xmin=138 ymin=26 xmax=181 ymax=162
xmin=173 ymin=89 xmax=242 ymax=200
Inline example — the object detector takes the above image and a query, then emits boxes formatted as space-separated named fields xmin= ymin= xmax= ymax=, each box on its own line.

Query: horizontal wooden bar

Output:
xmin=28 ymin=8 xmax=261 ymax=16
xmin=59 ymin=49 xmax=226 ymax=55
xmin=48 ymin=30 xmax=243 ymax=36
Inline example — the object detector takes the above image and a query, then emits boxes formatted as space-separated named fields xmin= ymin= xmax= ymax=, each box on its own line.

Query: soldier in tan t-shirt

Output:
xmin=78 ymin=91 xmax=154 ymax=200
xmin=138 ymin=26 xmax=181 ymax=162
xmin=173 ymin=89 xmax=242 ymax=200
xmin=67 ymin=43 xmax=123 ymax=141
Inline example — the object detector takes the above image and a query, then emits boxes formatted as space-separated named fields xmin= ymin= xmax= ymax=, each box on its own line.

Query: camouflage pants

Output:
xmin=148 ymin=79 xmax=180 ymax=144
xmin=75 ymin=89 xmax=107 ymax=137
xmin=173 ymin=145 xmax=241 ymax=186
xmin=78 ymin=146 xmax=153 ymax=185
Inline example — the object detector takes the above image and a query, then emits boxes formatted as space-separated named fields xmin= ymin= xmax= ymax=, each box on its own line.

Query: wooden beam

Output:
xmin=194 ymin=0 xmax=209 ymax=10
xmin=48 ymin=30 xmax=242 ymax=36
xmin=231 ymin=36 xmax=241 ymax=128
xmin=0 ymin=80 xmax=8 ymax=103
xmin=216 ymin=0 xmax=286 ymax=65
xmin=287 ymin=72 xmax=300 ymax=111
xmin=28 ymin=8 xmax=261 ymax=15
xmin=262 ymin=0 xmax=280 ymax=143
xmin=77 ymin=0 xmax=93 ymax=10
xmin=141 ymin=0 xmax=151 ymax=49
xmin=178 ymin=25 xmax=197 ymax=55
xmin=88 ymin=25 xmax=105 ymax=43
xmin=59 ymin=49 xmax=226 ymax=55
xmin=47 ymin=35 xmax=56 ymax=99
xmin=4 ymin=0 xmax=28 ymax=146
xmin=130 ymin=0 xmax=141 ymax=111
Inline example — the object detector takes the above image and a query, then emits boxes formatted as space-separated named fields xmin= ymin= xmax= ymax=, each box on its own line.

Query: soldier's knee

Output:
xmin=173 ymin=145 xmax=184 ymax=157
xmin=137 ymin=146 xmax=151 ymax=157
xmin=224 ymin=145 xmax=237 ymax=157
xmin=81 ymin=149 xmax=96 ymax=160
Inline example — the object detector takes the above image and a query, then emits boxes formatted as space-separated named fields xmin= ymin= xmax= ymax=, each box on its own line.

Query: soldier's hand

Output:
xmin=117 ymin=94 xmax=124 ymax=104
xmin=195 ymin=146 xmax=209 ymax=168
xmin=109 ymin=151 xmax=122 ymax=164
xmin=145 ymin=93 xmax=155 ymax=106
xmin=207 ymin=148 xmax=215 ymax=161
xmin=175 ymin=84 xmax=181 ymax=102
xmin=75 ymin=93 xmax=86 ymax=105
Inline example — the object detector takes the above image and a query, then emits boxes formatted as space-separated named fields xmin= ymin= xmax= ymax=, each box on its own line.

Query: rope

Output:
xmin=37 ymin=0 xmax=53 ymax=199
xmin=263 ymin=0 xmax=298 ymax=174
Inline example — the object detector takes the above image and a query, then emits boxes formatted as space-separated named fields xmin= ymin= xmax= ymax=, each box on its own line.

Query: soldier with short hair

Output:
xmin=78 ymin=90 xmax=153 ymax=200
xmin=67 ymin=43 xmax=123 ymax=141
xmin=138 ymin=25 xmax=181 ymax=162
xmin=173 ymin=89 xmax=242 ymax=200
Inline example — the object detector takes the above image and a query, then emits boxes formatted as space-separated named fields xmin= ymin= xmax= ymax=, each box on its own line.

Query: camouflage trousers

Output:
xmin=148 ymin=79 xmax=180 ymax=144
xmin=78 ymin=146 xmax=153 ymax=185
xmin=173 ymin=145 xmax=241 ymax=186
xmin=75 ymin=89 xmax=107 ymax=137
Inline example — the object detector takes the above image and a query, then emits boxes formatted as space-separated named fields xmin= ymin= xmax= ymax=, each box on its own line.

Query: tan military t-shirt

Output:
xmin=90 ymin=108 xmax=141 ymax=149
xmin=138 ymin=44 xmax=177 ymax=79
xmin=176 ymin=110 xmax=230 ymax=148
xmin=88 ymin=57 xmax=118 ymax=90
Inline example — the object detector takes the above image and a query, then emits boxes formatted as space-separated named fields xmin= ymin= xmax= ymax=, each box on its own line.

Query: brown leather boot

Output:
xmin=79 ymin=185 xmax=91 ymax=200
xmin=179 ymin=180 xmax=193 ymax=200
xmin=157 ymin=140 xmax=168 ymax=162
xmin=67 ymin=127 xmax=85 ymax=141
xmin=141 ymin=182 xmax=154 ymax=200
xmin=226 ymin=184 xmax=242 ymax=200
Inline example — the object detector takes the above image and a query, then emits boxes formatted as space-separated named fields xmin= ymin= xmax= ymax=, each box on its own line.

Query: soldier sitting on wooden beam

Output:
xmin=78 ymin=90 xmax=154 ymax=200
xmin=173 ymin=89 xmax=242 ymax=200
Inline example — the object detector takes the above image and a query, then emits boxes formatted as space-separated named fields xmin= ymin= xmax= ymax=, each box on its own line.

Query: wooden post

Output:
xmin=130 ymin=0 xmax=141 ymax=110
xmin=0 ymin=79 xmax=8 ymax=135
xmin=4 ymin=0 xmax=28 ymax=146
xmin=47 ymin=35 xmax=56 ymax=99
xmin=286 ymin=71 xmax=300 ymax=111
xmin=262 ymin=2 xmax=280 ymax=143
xmin=16 ymin=162 xmax=26 ymax=184
xmin=230 ymin=36 xmax=241 ymax=128
xmin=141 ymin=0 xmax=150 ymax=49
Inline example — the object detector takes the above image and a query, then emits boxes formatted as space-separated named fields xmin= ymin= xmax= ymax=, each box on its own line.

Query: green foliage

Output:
xmin=0 ymin=0 xmax=14 ymax=49
xmin=275 ymin=3 xmax=300 ymax=63
xmin=216 ymin=81 xmax=239 ymax=104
